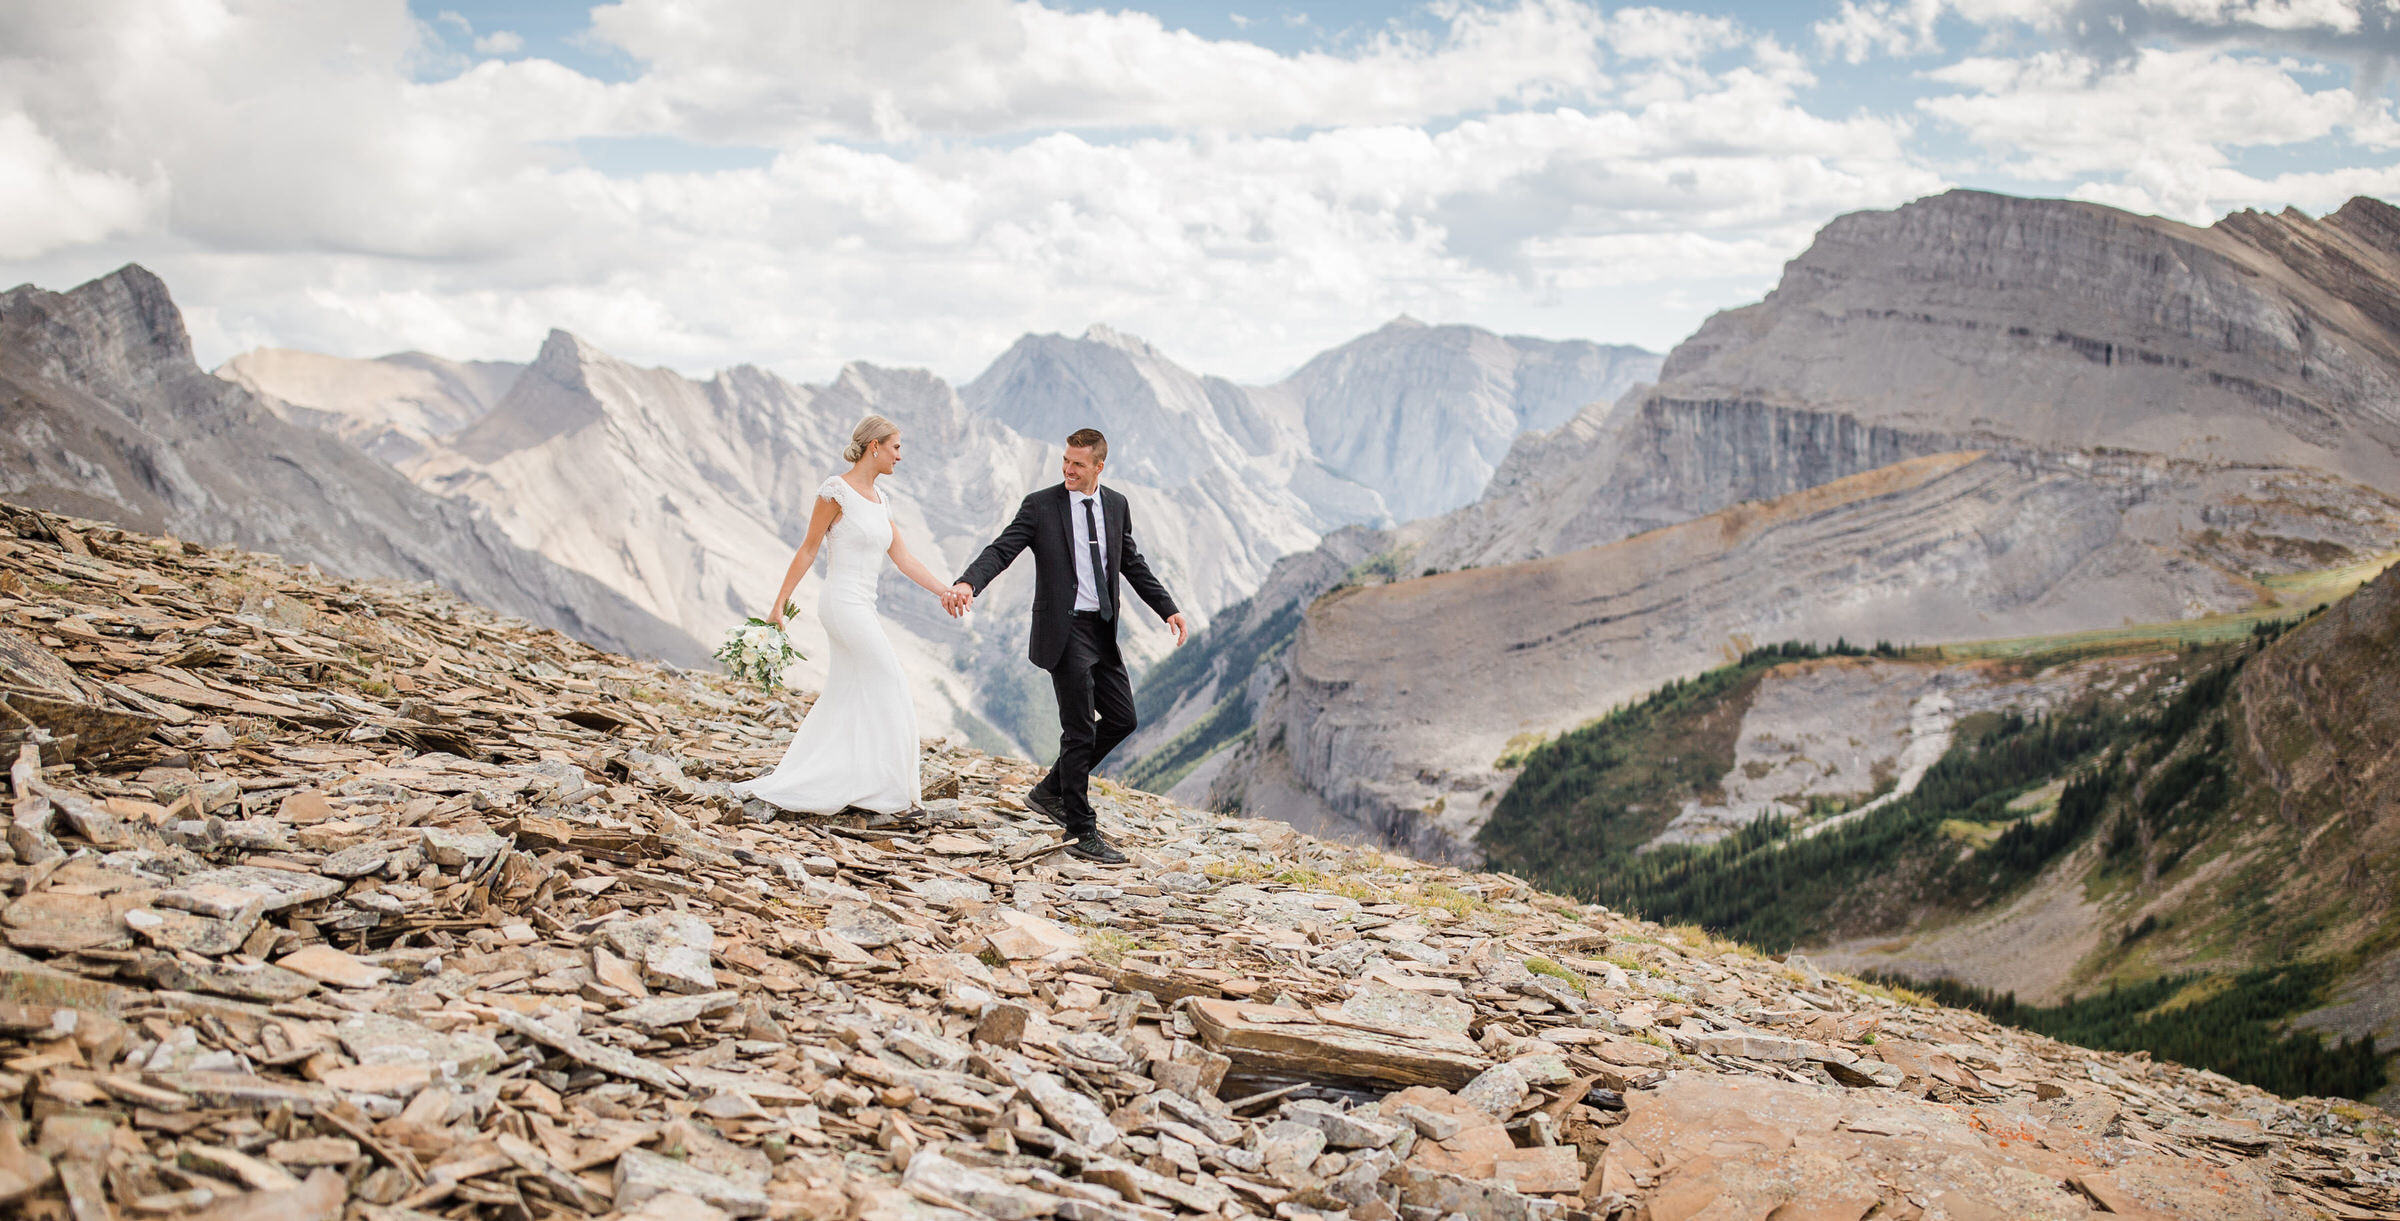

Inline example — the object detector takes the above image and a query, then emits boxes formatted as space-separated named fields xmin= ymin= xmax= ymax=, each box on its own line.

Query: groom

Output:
xmin=948 ymin=428 xmax=1187 ymax=865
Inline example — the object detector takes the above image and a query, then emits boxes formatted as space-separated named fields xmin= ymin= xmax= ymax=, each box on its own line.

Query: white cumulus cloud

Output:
xmin=0 ymin=0 xmax=2386 ymax=386
xmin=0 ymin=112 xmax=157 ymax=259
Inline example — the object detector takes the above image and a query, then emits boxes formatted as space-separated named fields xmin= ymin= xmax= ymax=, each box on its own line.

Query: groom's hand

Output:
xmin=944 ymin=583 xmax=975 ymax=617
xmin=1166 ymin=612 xmax=1188 ymax=647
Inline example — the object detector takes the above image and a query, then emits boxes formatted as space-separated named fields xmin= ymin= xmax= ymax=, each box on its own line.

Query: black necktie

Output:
xmin=1083 ymin=497 xmax=1111 ymax=619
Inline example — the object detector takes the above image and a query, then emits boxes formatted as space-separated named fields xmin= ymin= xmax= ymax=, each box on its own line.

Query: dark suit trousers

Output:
xmin=1037 ymin=611 xmax=1137 ymax=835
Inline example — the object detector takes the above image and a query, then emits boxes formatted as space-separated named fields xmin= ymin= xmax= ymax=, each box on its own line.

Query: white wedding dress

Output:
xmin=733 ymin=476 xmax=921 ymax=815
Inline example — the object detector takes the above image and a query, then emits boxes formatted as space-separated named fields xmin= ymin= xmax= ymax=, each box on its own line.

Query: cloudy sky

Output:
xmin=2 ymin=0 xmax=2396 ymax=384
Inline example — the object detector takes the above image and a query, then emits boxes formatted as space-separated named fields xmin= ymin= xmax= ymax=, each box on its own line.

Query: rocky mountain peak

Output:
xmin=437 ymin=328 xmax=645 ymax=466
xmin=2330 ymin=194 xmax=2400 ymax=253
xmin=1281 ymin=319 xmax=1661 ymax=521
xmin=0 ymin=263 xmax=196 ymax=402
xmin=1077 ymin=321 xmax=1154 ymax=355
xmin=524 ymin=327 xmax=601 ymax=393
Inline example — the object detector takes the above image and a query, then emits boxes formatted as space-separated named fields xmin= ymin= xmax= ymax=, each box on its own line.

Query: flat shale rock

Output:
xmin=132 ymin=954 xmax=317 ymax=1002
xmin=164 ymin=866 xmax=341 ymax=913
xmin=123 ymin=904 xmax=256 ymax=955
xmin=1187 ymin=996 xmax=1488 ymax=1090
xmin=0 ymin=500 xmax=2385 ymax=1221
xmin=336 ymin=1011 xmax=505 ymax=1075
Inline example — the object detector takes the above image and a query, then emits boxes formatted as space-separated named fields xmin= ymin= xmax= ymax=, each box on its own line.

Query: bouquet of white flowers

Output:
xmin=715 ymin=606 xmax=805 ymax=690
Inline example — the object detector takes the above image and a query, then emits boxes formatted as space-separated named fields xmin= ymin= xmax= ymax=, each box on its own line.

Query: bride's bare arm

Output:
xmin=886 ymin=531 xmax=952 ymax=598
xmin=770 ymin=496 xmax=842 ymax=626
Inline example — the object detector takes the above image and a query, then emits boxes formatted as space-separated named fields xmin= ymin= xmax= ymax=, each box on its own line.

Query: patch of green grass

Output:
xmin=1202 ymin=859 xmax=1272 ymax=883
xmin=1523 ymin=956 xmax=1587 ymax=995
xmin=1272 ymin=868 xmax=1386 ymax=905
xmin=1081 ymin=927 xmax=1139 ymax=966
xmin=1407 ymin=882 xmax=1488 ymax=918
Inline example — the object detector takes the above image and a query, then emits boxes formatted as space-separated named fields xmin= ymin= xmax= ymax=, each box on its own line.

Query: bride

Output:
xmin=734 ymin=415 xmax=955 ymax=816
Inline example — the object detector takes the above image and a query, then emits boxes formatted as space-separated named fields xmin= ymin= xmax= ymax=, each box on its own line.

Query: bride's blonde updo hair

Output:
xmin=844 ymin=414 xmax=899 ymax=463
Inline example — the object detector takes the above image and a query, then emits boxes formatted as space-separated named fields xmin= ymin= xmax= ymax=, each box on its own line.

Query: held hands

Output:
xmin=1166 ymin=612 xmax=1189 ymax=647
xmin=942 ymin=583 xmax=975 ymax=618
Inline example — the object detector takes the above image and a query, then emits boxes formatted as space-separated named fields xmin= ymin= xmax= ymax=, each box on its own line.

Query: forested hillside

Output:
xmin=1478 ymin=571 xmax=2400 ymax=1100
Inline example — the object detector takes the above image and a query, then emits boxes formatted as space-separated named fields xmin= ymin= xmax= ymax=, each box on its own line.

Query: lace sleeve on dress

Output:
xmin=816 ymin=476 xmax=847 ymax=505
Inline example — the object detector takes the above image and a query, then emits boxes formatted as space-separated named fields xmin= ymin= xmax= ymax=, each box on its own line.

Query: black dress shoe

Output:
xmin=1022 ymin=787 xmax=1070 ymax=828
xmin=1064 ymin=832 xmax=1128 ymax=865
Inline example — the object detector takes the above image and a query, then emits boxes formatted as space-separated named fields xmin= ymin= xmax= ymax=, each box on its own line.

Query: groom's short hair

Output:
xmin=1066 ymin=428 xmax=1108 ymax=461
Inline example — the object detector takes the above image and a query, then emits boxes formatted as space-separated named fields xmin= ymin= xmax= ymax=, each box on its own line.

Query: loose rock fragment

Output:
xmin=614 ymin=1148 xmax=769 ymax=1218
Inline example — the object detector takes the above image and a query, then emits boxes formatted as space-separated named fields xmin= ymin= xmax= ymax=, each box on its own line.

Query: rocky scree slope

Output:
xmin=0 ymin=267 xmax=699 ymax=669
xmin=0 ymin=500 xmax=2391 ymax=1220
xmin=1201 ymin=192 xmax=2400 ymax=861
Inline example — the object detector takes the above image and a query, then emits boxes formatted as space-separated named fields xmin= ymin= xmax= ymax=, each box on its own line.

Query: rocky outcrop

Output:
xmin=0 ymin=265 xmax=701 ymax=665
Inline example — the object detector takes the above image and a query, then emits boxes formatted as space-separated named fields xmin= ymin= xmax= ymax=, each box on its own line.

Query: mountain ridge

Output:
xmin=0 ymin=265 xmax=702 ymax=667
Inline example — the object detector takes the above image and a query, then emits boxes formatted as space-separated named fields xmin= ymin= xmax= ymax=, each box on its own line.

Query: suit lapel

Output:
xmin=1102 ymin=488 xmax=1120 ymax=588
xmin=1056 ymin=485 xmax=1075 ymax=566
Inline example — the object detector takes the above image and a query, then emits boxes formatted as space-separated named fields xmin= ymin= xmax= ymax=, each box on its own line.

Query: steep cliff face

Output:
xmin=1655 ymin=192 xmax=2400 ymax=482
xmin=1427 ymin=193 xmax=2400 ymax=573
xmin=1276 ymin=318 xmax=1659 ymax=521
xmin=1425 ymin=396 xmax=1951 ymax=570
xmin=0 ymin=266 xmax=701 ymax=665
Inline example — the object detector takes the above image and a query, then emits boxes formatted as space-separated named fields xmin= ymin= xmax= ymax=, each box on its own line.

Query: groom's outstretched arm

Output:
xmin=1118 ymin=499 xmax=1180 ymax=623
xmin=956 ymin=493 xmax=1041 ymax=593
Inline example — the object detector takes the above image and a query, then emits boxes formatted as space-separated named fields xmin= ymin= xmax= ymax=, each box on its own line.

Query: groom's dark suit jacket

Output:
xmin=956 ymin=483 xmax=1178 ymax=671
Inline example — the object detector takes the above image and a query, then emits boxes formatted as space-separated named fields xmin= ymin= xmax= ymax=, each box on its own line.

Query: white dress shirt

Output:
xmin=1072 ymin=490 xmax=1106 ymax=612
